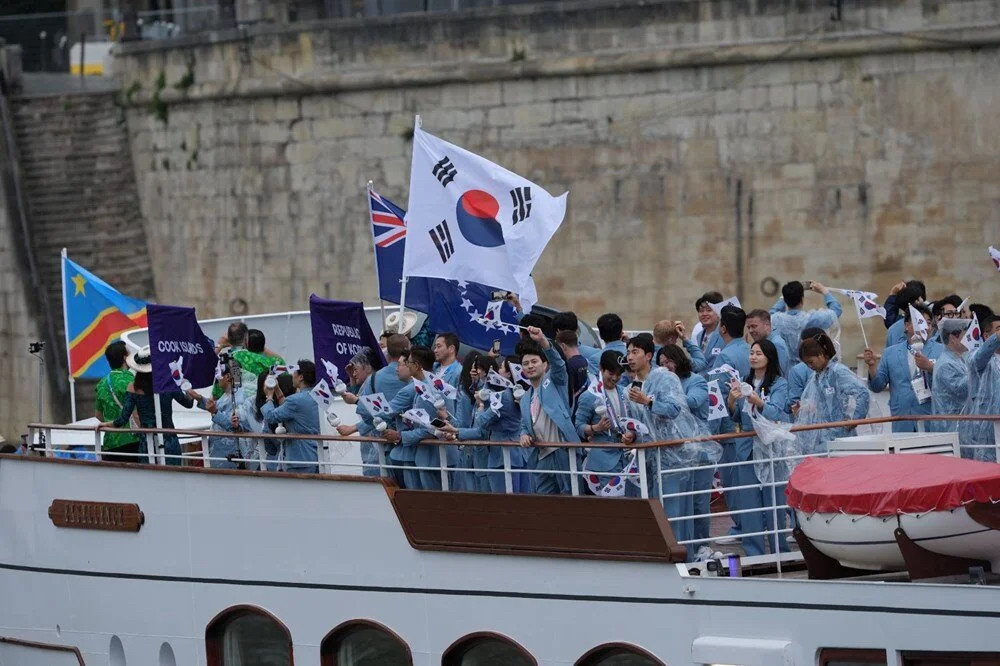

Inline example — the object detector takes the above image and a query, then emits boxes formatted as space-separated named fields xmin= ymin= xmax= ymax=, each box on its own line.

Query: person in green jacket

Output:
xmin=93 ymin=341 xmax=140 ymax=458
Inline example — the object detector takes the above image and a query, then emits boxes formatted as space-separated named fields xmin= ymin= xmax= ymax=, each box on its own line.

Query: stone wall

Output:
xmin=115 ymin=0 xmax=1000 ymax=358
xmin=0 ymin=111 xmax=57 ymax=442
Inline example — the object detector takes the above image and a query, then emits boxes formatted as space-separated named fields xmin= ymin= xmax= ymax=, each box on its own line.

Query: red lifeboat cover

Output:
xmin=786 ymin=454 xmax=1000 ymax=516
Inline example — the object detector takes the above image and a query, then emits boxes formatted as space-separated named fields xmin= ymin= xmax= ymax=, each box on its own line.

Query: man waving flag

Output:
xmin=402 ymin=120 xmax=568 ymax=311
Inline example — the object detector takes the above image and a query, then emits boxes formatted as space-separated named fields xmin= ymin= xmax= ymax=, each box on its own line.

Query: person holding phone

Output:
xmin=452 ymin=353 xmax=494 ymax=491
xmin=518 ymin=326 xmax=581 ymax=495
xmin=769 ymin=280 xmax=843 ymax=362
xmin=383 ymin=346 xmax=459 ymax=490
xmin=574 ymin=350 xmax=638 ymax=497
xmin=725 ymin=339 xmax=789 ymax=557
xmin=441 ymin=356 xmax=529 ymax=493
xmin=625 ymin=335 xmax=709 ymax=557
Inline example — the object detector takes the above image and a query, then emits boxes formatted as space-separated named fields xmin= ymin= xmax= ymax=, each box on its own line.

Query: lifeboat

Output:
xmin=787 ymin=455 xmax=1000 ymax=573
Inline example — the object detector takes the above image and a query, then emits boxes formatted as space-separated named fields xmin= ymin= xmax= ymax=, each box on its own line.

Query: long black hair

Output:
xmin=746 ymin=338 xmax=781 ymax=394
xmin=133 ymin=370 xmax=153 ymax=394
xmin=654 ymin=344 xmax=692 ymax=380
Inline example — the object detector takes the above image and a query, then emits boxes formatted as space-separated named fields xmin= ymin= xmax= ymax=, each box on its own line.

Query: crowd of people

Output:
xmin=85 ymin=278 xmax=1000 ymax=559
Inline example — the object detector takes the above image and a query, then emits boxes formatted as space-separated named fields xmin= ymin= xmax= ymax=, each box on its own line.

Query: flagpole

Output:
xmin=60 ymin=248 xmax=77 ymax=422
xmin=366 ymin=179 xmax=388 ymax=330
xmin=153 ymin=391 xmax=165 ymax=465
xmin=397 ymin=115 xmax=421 ymax=332
xmin=855 ymin=305 xmax=870 ymax=350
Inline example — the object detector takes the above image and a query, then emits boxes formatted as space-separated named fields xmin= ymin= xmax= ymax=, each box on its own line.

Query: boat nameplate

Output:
xmin=47 ymin=500 xmax=144 ymax=532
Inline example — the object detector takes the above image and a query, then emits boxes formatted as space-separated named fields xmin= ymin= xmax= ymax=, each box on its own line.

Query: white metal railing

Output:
xmin=15 ymin=415 xmax=1000 ymax=574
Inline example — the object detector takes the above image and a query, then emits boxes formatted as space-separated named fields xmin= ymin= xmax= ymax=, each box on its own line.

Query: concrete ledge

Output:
xmin=119 ymin=22 xmax=1000 ymax=106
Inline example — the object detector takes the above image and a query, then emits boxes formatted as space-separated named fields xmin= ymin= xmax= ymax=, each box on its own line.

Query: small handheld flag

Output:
xmin=989 ymin=245 xmax=1000 ymax=272
xmin=310 ymin=379 xmax=334 ymax=409
xmin=706 ymin=380 xmax=728 ymax=422
xmin=320 ymin=358 xmax=339 ymax=383
xmin=360 ymin=392 xmax=393 ymax=416
xmin=402 ymin=408 xmax=434 ymax=429
xmin=709 ymin=364 xmax=741 ymax=382
xmin=489 ymin=391 xmax=504 ymax=416
xmin=486 ymin=368 xmax=515 ymax=390
xmin=709 ymin=296 xmax=742 ymax=317
xmin=909 ymin=304 xmax=929 ymax=342
xmin=963 ymin=314 xmax=984 ymax=353
xmin=618 ymin=417 xmax=650 ymax=436
xmin=428 ymin=372 xmax=458 ymax=399
xmin=846 ymin=290 xmax=886 ymax=320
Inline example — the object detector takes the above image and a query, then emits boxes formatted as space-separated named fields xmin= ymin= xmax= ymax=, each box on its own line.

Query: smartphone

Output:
xmin=800 ymin=280 xmax=813 ymax=290
xmin=631 ymin=380 xmax=642 ymax=389
xmin=430 ymin=418 xmax=448 ymax=428
xmin=490 ymin=290 xmax=511 ymax=301
xmin=491 ymin=339 xmax=501 ymax=354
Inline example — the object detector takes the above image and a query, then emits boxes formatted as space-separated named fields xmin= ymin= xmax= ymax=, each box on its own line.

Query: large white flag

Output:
xmin=402 ymin=123 xmax=568 ymax=310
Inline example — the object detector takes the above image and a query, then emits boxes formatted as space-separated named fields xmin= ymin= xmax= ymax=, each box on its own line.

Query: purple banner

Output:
xmin=148 ymin=303 xmax=219 ymax=394
xmin=309 ymin=295 xmax=386 ymax=386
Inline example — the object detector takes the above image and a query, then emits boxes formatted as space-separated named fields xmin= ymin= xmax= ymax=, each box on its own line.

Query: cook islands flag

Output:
xmin=63 ymin=255 xmax=148 ymax=379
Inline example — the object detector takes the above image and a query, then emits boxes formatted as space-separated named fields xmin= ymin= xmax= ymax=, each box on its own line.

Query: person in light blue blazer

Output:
xmin=345 ymin=335 xmax=410 ymax=479
xmin=260 ymin=360 xmax=321 ymax=473
xmin=865 ymin=307 xmax=942 ymax=433
xmin=726 ymin=339 xmax=789 ymax=557
xmin=384 ymin=347 xmax=460 ymax=490
xmin=770 ymin=281 xmax=843 ymax=359
xmin=519 ymin=327 xmax=581 ymax=495
xmin=451 ymin=352 xmax=493 ymax=491
xmin=575 ymin=350 xmax=640 ymax=497
xmin=746 ymin=309 xmax=791 ymax=376
xmin=432 ymin=332 xmax=463 ymax=386
xmin=656 ymin=344 xmax=718 ymax=546
xmin=957 ymin=316 xmax=1000 ymax=461
xmin=692 ymin=292 xmax=725 ymax=369
xmin=931 ymin=318 xmax=971 ymax=433
xmin=444 ymin=356 xmax=528 ymax=493
xmin=704 ymin=306 xmax=752 ymax=540
xmin=579 ymin=313 xmax=628 ymax=378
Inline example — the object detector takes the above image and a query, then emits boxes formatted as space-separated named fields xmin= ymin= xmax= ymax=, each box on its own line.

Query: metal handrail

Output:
xmin=27 ymin=413 xmax=1000 ymax=449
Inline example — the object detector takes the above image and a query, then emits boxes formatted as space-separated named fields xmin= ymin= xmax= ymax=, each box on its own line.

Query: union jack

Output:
xmin=370 ymin=190 xmax=408 ymax=249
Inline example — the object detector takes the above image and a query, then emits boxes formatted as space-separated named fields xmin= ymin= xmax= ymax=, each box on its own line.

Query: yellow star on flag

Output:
xmin=71 ymin=273 xmax=86 ymax=296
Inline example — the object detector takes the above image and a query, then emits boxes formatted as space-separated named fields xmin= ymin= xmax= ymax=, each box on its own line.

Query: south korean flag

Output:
xmin=401 ymin=121 xmax=568 ymax=311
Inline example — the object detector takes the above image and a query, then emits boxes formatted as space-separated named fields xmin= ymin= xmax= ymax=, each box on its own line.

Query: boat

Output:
xmin=3 ymin=312 xmax=1000 ymax=665
xmin=788 ymin=454 xmax=1000 ymax=575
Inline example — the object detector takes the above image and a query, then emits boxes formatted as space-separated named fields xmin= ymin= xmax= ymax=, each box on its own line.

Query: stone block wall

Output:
xmin=115 ymin=0 xmax=1000 ymax=359
xmin=0 ymin=132 xmax=56 ymax=442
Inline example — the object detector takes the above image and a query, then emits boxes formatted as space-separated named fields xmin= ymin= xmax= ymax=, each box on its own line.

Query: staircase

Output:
xmin=9 ymin=90 xmax=155 ymax=420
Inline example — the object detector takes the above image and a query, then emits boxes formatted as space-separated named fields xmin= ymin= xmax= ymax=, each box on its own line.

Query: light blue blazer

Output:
xmin=519 ymin=347 xmax=581 ymax=464
xmin=574 ymin=385 xmax=629 ymax=472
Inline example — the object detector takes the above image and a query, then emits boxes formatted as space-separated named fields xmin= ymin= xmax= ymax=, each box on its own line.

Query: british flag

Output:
xmin=368 ymin=186 xmax=431 ymax=312
xmin=370 ymin=190 xmax=408 ymax=249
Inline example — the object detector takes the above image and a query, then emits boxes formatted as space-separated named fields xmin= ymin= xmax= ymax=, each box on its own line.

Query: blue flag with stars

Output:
xmin=426 ymin=280 xmax=521 ymax=356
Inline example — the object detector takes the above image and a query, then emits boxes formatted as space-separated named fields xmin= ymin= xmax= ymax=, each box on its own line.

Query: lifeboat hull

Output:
xmin=796 ymin=506 xmax=1000 ymax=571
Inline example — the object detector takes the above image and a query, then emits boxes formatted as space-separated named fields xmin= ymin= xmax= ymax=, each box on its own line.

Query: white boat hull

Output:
xmin=796 ymin=507 xmax=1000 ymax=571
